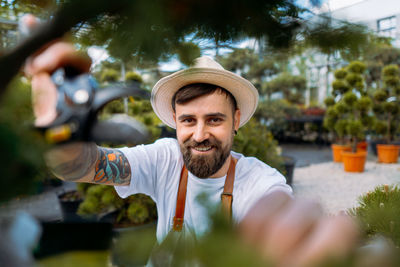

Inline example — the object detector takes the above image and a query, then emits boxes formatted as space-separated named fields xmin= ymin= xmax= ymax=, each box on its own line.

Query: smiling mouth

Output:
xmin=192 ymin=146 xmax=213 ymax=152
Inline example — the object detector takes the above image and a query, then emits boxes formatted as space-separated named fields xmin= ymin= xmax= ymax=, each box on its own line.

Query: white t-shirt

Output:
xmin=115 ymin=138 xmax=292 ymax=243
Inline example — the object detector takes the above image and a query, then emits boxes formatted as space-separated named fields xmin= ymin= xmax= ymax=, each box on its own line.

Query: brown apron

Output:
xmin=148 ymin=156 xmax=237 ymax=266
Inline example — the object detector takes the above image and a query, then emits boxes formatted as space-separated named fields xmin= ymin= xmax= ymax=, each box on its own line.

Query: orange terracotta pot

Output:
xmin=331 ymin=144 xmax=351 ymax=162
xmin=377 ymin=144 xmax=400 ymax=163
xmin=341 ymin=151 xmax=367 ymax=172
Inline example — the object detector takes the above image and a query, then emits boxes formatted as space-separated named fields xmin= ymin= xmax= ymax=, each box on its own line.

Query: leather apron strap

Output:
xmin=172 ymin=156 xmax=237 ymax=232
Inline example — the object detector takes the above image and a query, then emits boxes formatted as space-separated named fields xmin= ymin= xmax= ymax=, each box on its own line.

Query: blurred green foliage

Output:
xmin=264 ymin=73 xmax=307 ymax=104
xmin=350 ymin=185 xmax=400 ymax=247
xmin=304 ymin=18 xmax=368 ymax=58
xmin=218 ymin=48 xmax=281 ymax=97
xmin=100 ymin=68 xmax=120 ymax=83
xmin=255 ymin=99 xmax=301 ymax=138
xmin=71 ymin=0 xmax=305 ymax=67
xmin=125 ymin=71 xmax=143 ymax=83
xmin=233 ymin=118 xmax=284 ymax=173
xmin=37 ymin=250 xmax=110 ymax=267
xmin=0 ymin=77 xmax=47 ymax=203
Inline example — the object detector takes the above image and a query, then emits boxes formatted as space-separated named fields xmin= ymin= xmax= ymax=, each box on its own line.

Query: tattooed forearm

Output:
xmin=51 ymin=142 xmax=98 ymax=181
xmin=93 ymin=147 xmax=131 ymax=185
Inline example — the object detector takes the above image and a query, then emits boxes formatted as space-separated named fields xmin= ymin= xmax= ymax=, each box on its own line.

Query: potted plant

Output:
xmin=340 ymin=91 xmax=372 ymax=172
xmin=325 ymin=62 xmax=373 ymax=171
xmin=323 ymin=68 xmax=353 ymax=162
xmin=77 ymin=184 xmax=157 ymax=228
xmin=371 ymin=64 xmax=400 ymax=163
xmin=58 ymin=187 xmax=85 ymax=222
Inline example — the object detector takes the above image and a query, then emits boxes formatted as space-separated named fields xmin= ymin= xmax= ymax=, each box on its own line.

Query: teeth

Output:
xmin=194 ymin=146 xmax=211 ymax=151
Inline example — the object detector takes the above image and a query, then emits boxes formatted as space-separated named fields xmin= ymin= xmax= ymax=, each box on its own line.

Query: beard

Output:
xmin=179 ymin=134 xmax=233 ymax=178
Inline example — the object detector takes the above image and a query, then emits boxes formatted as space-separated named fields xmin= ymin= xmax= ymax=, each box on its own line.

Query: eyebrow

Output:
xmin=177 ymin=112 xmax=227 ymax=121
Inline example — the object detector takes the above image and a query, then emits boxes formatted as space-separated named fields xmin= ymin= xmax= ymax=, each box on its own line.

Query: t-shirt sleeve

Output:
xmin=114 ymin=138 xmax=181 ymax=200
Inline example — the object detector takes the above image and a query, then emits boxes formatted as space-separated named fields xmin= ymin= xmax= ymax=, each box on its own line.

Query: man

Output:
xmin=36 ymin=52 xmax=292 ymax=240
xmin=25 ymin=21 xmax=358 ymax=265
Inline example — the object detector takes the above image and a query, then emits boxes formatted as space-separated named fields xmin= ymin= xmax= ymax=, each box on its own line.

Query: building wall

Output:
xmin=330 ymin=0 xmax=400 ymax=46
xmin=307 ymin=0 xmax=400 ymax=105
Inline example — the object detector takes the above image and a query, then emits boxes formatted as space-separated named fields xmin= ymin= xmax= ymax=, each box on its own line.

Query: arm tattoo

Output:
xmin=52 ymin=142 xmax=98 ymax=181
xmin=93 ymin=147 xmax=131 ymax=185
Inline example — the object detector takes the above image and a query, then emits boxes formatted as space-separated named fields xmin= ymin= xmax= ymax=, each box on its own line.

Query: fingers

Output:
xmin=239 ymin=190 xmax=291 ymax=246
xmin=239 ymin=192 xmax=360 ymax=267
xmin=31 ymin=73 xmax=58 ymax=126
xmin=19 ymin=14 xmax=41 ymax=35
xmin=261 ymin=199 xmax=323 ymax=263
xmin=25 ymin=42 xmax=92 ymax=77
xmin=21 ymin=14 xmax=92 ymax=77
xmin=21 ymin=15 xmax=92 ymax=127
xmin=284 ymin=215 xmax=360 ymax=267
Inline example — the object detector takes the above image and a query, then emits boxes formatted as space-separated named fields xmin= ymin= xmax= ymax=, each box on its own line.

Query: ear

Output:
xmin=234 ymin=109 xmax=241 ymax=131
xmin=173 ymin=112 xmax=176 ymax=123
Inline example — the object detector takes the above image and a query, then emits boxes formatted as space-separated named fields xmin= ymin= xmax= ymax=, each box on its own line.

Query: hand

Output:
xmin=22 ymin=15 xmax=92 ymax=127
xmin=239 ymin=191 xmax=359 ymax=267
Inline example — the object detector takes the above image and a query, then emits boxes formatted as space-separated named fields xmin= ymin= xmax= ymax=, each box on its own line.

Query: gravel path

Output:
xmin=292 ymin=160 xmax=400 ymax=215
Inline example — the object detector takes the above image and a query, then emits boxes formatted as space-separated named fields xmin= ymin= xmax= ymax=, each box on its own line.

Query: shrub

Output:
xmin=78 ymin=184 xmax=157 ymax=226
xmin=0 ymin=77 xmax=47 ymax=203
xmin=254 ymin=99 xmax=301 ymax=138
xmin=125 ymin=71 xmax=143 ymax=83
xmin=233 ymin=118 xmax=284 ymax=174
xmin=100 ymin=68 xmax=120 ymax=83
xmin=350 ymin=185 xmax=400 ymax=247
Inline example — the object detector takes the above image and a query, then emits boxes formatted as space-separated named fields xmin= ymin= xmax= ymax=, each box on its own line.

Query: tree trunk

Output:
xmin=387 ymin=113 xmax=392 ymax=144
xmin=326 ymin=54 xmax=331 ymax=99
xmin=120 ymin=61 xmax=128 ymax=114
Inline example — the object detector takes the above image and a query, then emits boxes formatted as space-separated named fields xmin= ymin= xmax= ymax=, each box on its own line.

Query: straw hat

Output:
xmin=151 ymin=56 xmax=259 ymax=129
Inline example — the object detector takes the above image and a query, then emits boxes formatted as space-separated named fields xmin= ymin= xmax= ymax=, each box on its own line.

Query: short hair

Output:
xmin=171 ymin=83 xmax=238 ymax=115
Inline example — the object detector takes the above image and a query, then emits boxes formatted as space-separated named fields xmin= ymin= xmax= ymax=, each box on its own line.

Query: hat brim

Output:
xmin=151 ymin=68 xmax=259 ymax=129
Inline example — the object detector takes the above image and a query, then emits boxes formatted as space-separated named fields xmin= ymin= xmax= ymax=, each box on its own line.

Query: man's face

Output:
xmin=173 ymin=91 xmax=240 ymax=178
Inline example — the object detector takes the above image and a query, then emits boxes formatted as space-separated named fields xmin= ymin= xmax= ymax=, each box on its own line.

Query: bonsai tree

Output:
xmin=323 ymin=93 xmax=348 ymax=146
xmin=254 ymin=99 xmax=302 ymax=139
xmin=372 ymin=64 xmax=400 ymax=144
xmin=324 ymin=61 xmax=373 ymax=152
xmin=263 ymin=73 xmax=307 ymax=104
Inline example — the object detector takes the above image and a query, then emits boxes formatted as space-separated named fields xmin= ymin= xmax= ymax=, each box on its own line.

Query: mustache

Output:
xmin=183 ymin=138 xmax=219 ymax=148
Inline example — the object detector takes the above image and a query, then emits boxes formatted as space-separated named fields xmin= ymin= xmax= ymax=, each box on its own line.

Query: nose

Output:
xmin=192 ymin=122 xmax=209 ymax=143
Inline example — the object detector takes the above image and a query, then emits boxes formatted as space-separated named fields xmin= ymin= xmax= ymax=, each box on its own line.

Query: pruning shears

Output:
xmin=37 ymin=67 xmax=150 ymax=144
xmin=18 ymin=16 xmax=150 ymax=145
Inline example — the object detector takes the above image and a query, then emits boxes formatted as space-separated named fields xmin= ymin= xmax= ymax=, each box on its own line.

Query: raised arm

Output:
xmin=45 ymin=142 xmax=131 ymax=186
xmin=24 ymin=17 xmax=131 ymax=186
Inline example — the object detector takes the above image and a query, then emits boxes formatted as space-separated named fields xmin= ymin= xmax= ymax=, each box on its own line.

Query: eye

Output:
xmin=209 ymin=117 xmax=223 ymax=124
xmin=181 ymin=118 xmax=194 ymax=124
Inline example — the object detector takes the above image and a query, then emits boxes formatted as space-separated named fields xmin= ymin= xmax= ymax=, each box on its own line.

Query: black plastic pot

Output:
xmin=58 ymin=191 xmax=84 ymax=222
xmin=283 ymin=156 xmax=296 ymax=186
xmin=34 ymin=222 xmax=113 ymax=258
